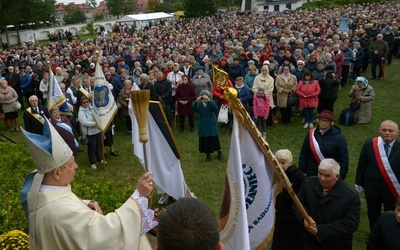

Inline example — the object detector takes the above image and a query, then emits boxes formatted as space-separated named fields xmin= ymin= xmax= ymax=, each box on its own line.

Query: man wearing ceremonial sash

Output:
xmin=299 ymin=110 xmax=349 ymax=180
xmin=356 ymin=120 xmax=400 ymax=231
xmin=23 ymin=95 xmax=50 ymax=135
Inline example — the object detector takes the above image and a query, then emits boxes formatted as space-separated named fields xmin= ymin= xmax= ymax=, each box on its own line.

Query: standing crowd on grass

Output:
xmin=0 ymin=1 xmax=399 ymax=249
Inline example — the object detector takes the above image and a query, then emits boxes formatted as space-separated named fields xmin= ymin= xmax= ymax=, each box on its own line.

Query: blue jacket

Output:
xmin=244 ymin=72 xmax=259 ymax=93
xmin=20 ymin=72 xmax=32 ymax=92
xmin=342 ymin=48 xmax=353 ymax=66
xmin=235 ymin=85 xmax=251 ymax=107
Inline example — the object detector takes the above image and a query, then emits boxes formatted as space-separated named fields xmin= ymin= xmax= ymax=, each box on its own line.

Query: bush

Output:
xmin=0 ymin=143 xmax=33 ymax=234
xmin=0 ymin=230 xmax=29 ymax=249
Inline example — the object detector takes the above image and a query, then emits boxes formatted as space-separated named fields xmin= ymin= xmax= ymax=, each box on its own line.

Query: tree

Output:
xmin=63 ymin=4 xmax=87 ymax=24
xmin=94 ymin=11 xmax=104 ymax=21
xmin=183 ymin=0 xmax=217 ymax=17
xmin=81 ymin=21 xmax=98 ymax=35
xmin=105 ymin=0 xmax=138 ymax=18
xmin=0 ymin=0 xmax=57 ymax=44
xmin=86 ymin=0 xmax=97 ymax=8
xmin=147 ymin=0 xmax=161 ymax=12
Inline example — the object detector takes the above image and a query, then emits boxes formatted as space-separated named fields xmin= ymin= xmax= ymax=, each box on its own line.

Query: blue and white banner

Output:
xmin=92 ymin=62 xmax=118 ymax=132
xmin=48 ymin=69 xmax=73 ymax=116
xmin=338 ymin=17 xmax=349 ymax=34
xmin=220 ymin=113 xmax=277 ymax=249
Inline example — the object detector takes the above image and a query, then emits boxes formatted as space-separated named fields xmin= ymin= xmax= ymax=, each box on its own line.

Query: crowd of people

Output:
xmin=0 ymin=1 xmax=399 ymax=249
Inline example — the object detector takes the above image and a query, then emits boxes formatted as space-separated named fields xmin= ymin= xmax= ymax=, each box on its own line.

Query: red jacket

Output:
xmin=296 ymin=80 xmax=321 ymax=108
xmin=213 ymin=80 xmax=233 ymax=106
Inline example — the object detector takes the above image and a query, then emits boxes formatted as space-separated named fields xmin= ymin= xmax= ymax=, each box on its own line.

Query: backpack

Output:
xmin=339 ymin=108 xmax=355 ymax=126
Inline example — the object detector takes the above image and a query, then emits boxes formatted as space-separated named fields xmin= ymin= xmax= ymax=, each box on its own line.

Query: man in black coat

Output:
xmin=355 ymin=120 xmax=400 ymax=231
xmin=299 ymin=110 xmax=349 ymax=180
xmin=138 ymin=73 xmax=157 ymax=101
xmin=294 ymin=158 xmax=361 ymax=250
xmin=5 ymin=66 xmax=23 ymax=107
xmin=154 ymin=71 xmax=173 ymax=124
xmin=23 ymin=95 xmax=50 ymax=135
xmin=367 ymin=198 xmax=400 ymax=250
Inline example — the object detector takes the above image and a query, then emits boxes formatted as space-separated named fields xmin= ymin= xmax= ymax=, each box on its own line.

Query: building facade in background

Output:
xmin=242 ymin=0 xmax=313 ymax=12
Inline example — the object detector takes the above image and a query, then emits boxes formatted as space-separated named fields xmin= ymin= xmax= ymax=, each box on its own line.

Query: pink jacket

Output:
xmin=296 ymin=80 xmax=321 ymax=108
xmin=253 ymin=94 xmax=270 ymax=117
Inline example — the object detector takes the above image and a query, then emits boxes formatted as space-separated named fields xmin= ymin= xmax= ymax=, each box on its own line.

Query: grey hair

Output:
xmin=261 ymin=65 xmax=269 ymax=72
xmin=124 ymin=79 xmax=132 ymax=86
xmin=275 ymin=149 xmax=293 ymax=163
xmin=318 ymin=158 xmax=340 ymax=176
xmin=140 ymin=73 xmax=149 ymax=81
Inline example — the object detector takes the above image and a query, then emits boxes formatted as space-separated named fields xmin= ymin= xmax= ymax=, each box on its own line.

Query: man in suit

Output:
xmin=23 ymin=95 xmax=50 ymax=135
xmin=356 ymin=120 xmax=400 ymax=231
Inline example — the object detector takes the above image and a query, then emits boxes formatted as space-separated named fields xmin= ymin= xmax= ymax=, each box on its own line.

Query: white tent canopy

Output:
xmin=116 ymin=12 xmax=174 ymax=23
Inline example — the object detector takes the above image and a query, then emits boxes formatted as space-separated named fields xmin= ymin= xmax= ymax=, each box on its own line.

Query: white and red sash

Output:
xmin=309 ymin=128 xmax=325 ymax=164
xmin=372 ymin=137 xmax=400 ymax=198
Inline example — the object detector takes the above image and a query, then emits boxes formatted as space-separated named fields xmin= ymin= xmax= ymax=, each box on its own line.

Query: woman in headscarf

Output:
xmin=348 ymin=76 xmax=375 ymax=124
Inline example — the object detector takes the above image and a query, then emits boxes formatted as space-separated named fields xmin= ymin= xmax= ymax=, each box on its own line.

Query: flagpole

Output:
xmin=46 ymin=61 xmax=51 ymax=111
xmin=93 ymin=50 xmax=107 ymax=169
xmin=213 ymin=64 xmax=320 ymax=241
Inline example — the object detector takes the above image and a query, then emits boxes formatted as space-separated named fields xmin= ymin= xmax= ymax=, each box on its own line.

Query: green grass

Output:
xmin=0 ymin=59 xmax=399 ymax=249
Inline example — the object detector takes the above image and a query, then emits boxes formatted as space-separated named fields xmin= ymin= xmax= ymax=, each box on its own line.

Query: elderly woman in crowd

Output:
xmin=78 ymin=96 xmax=103 ymax=169
xmin=175 ymin=75 xmax=196 ymax=132
xmin=191 ymin=90 xmax=223 ymax=162
xmin=275 ymin=65 xmax=297 ymax=125
xmin=0 ymin=79 xmax=19 ymax=131
xmin=348 ymin=76 xmax=375 ymax=124
xmin=118 ymin=79 xmax=133 ymax=133
xmin=192 ymin=66 xmax=213 ymax=97
xmin=272 ymin=149 xmax=305 ymax=250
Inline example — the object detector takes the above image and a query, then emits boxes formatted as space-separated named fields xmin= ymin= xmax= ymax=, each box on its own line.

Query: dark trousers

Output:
xmin=125 ymin=114 xmax=132 ymax=132
xmin=371 ymin=58 xmax=384 ymax=78
xmin=280 ymin=107 xmax=292 ymax=125
xmin=341 ymin=65 xmax=350 ymax=86
xmin=317 ymin=97 xmax=336 ymax=114
xmin=87 ymin=132 xmax=102 ymax=164
xmin=352 ymin=67 xmax=361 ymax=79
xmin=179 ymin=114 xmax=194 ymax=130
xmin=256 ymin=116 xmax=266 ymax=133
xmin=365 ymin=192 xmax=395 ymax=231
xmin=362 ymin=55 xmax=369 ymax=72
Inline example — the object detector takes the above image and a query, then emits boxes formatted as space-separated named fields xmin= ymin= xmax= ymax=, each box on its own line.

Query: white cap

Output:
xmin=22 ymin=118 xmax=73 ymax=173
